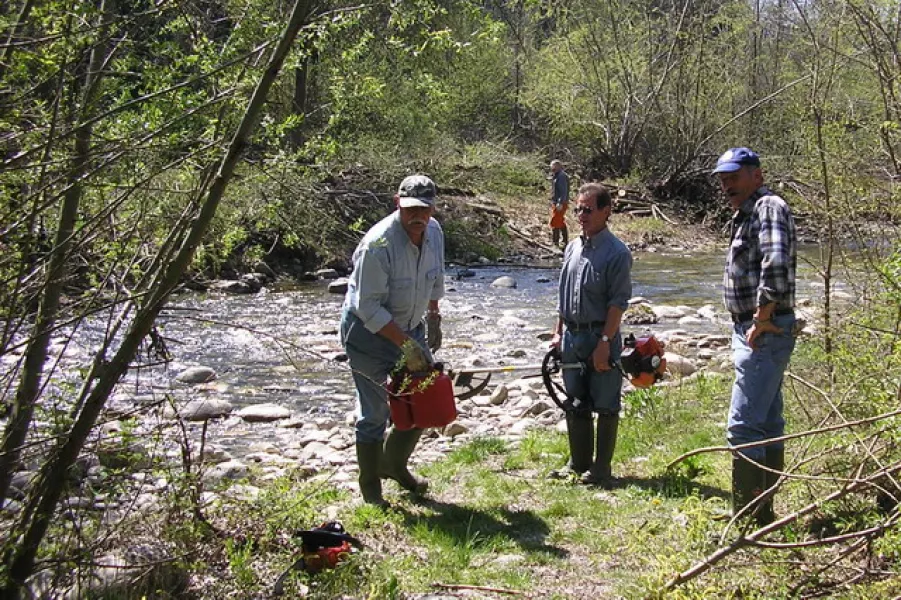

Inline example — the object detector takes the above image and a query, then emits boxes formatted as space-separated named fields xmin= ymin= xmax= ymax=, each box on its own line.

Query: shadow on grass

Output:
xmin=614 ymin=474 xmax=729 ymax=501
xmin=394 ymin=498 xmax=569 ymax=559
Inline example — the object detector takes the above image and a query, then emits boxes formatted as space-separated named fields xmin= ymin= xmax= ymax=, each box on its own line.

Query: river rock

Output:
xmin=697 ymin=349 xmax=717 ymax=360
xmin=677 ymin=316 xmax=706 ymax=326
xmin=204 ymin=460 xmax=249 ymax=482
xmin=697 ymin=304 xmax=719 ymax=320
xmin=652 ymin=305 xmax=693 ymax=319
xmin=490 ymin=276 xmax=517 ymax=288
xmin=174 ymin=366 xmax=217 ymax=384
xmin=536 ymin=276 xmax=551 ymax=283
xmin=498 ymin=315 xmax=527 ymax=328
xmin=64 ymin=542 xmax=188 ymax=600
xmin=443 ymin=422 xmax=468 ymax=437
xmin=624 ymin=303 xmax=657 ymax=325
xmin=315 ymin=268 xmax=341 ymax=279
xmin=180 ymin=398 xmax=233 ymax=421
xmin=210 ymin=279 xmax=255 ymax=294
xmin=202 ymin=446 xmax=233 ymax=463
xmin=328 ymin=278 xmax=349 ymax=294
xmin=664 ymin=352 xmax=697 ymax=377
xmin=521 ymin=400 xmax=553 ymax=417
xmin=489 ymin=384 xmax=509 ymax=405
xmin=237 ymin=404 xmax=292 ymax=422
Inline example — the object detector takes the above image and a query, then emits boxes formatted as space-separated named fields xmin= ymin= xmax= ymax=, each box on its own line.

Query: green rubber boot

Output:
xmin=582 ymin=414 xmax=619 ymax=488
xmin=382 ymin=428 xmax=428 ymax=495
xmin=564 ymin=411 xmax=594 ymax=475
xmin=758 ymin=446 xmax=785 ymax=525
xmin=356 ymin=442 xmax=388 ymax=507
xmin=732 ymin=455 xmax=766 ymax=523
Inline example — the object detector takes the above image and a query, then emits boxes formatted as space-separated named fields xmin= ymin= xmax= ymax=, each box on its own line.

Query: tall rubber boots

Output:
xmin=758 ymin=446 xmax=784 ymax=525
xmin=582 ymin=414 xmax=619 ymax=488
xmin=382 ymin=428 xmax=428 ymax=495
xmin=732 ymin=454 xmax=766 ymax=523
xmin=561 ymin=227 xmax=568 ymax=246
xmin=552 ymin=228 xmax=560 ymax=247
xmin=565 ymin=411 xmax=594 ymax=474
xmin=356 ymin=442 xmax=388 ymax=507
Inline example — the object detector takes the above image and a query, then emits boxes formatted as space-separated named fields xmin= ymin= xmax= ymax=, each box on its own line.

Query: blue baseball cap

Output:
xmin=712 ymin=147 xmax=761 ymax=173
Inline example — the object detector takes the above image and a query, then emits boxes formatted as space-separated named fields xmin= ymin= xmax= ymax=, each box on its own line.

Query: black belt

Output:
xmin=565 ymin=320 xmax=605 ymax=332
xmin=732 ymin=308 xmax=793 ymax=324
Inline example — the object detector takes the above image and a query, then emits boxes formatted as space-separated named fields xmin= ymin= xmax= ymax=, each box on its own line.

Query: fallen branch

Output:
xmin=651 ymin=203 xmax=677 ymax=225
xmin=666 ymin=406 xmax=901 ymax=470
xmin=433 ymin=582 xmax=522 ymax=595
xmin=505 ymin=221 xmax=558 ymax=253
xmin=659 ymin=462 xmax=901 ymax=593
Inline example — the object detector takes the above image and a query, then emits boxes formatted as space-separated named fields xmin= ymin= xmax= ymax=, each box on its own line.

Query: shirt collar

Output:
xmin=736 ymin=186 xmax=771 ymax=216
xmin=580 ymin=228 xmax=609 ymax=249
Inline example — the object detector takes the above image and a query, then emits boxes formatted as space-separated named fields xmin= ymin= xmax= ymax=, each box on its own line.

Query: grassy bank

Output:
xmin=173 ymin=338 xmax=901 ymax=599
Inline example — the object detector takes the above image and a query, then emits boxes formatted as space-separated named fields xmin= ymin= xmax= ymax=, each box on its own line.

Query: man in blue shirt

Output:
xmin=551 ymin=183 xmax=632 ymax=487
xmin=340 ymin=175 xmax=445 ymax=506
xmin=714 ymin=147 xmax=797 ymax=524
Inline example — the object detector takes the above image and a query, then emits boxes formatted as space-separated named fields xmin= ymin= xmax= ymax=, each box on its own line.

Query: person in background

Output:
xmin=549 ymin=160 xmax=570 ymax=248
xmin=550 ymin=183 xmax=632 ymax=488
xmin=340 ymin=175 xmax=445 ymax=506
xmin=713 ymin=147 xmax=797 ymax=524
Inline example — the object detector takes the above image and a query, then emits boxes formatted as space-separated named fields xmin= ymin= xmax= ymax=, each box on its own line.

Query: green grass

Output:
xmin=147 ymin=342 xmax=901 ymax=599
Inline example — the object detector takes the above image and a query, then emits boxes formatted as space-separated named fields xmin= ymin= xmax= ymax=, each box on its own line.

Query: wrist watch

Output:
xmin=600 ymin=334 xmax=610 ymax=343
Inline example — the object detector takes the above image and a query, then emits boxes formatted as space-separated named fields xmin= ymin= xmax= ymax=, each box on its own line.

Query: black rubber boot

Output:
xmin=759 ymin=446 xmax=785 ymax=525
xmin=561 ymin=227 xmax=568 ymax=246
xmin=732 ymin=455 xmax=766 ymax=522
xmin=382 ymin=428 xmax=428 ymax=495
xmin=356 ymin=442 xmax=388 ymax=507
xmin=582 ymin=414 xmax=618 ymax=488
xmin=552 ymin=228 xmax=560 ymax=246
xmin=565 ymin=411 xmax=594 ymax=474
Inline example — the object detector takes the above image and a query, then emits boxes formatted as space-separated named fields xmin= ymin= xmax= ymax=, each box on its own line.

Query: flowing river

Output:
xmin=126 ymin=248 xmax=835 ymax=458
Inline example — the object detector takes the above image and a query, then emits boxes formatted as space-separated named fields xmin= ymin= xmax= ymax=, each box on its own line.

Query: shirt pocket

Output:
xmin=728 ymin=238 xmax=751 ymax=278
xmin=391 ymin=277 xmax=413 ymax=290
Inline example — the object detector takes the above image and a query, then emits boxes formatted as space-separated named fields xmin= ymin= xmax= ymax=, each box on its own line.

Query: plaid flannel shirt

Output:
xmin=723 ymin=186 xmax=797 ymax=316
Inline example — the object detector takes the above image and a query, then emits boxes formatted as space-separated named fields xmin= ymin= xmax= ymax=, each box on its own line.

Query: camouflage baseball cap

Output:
xmin=397 ymin=175 xmax=436 ymax=208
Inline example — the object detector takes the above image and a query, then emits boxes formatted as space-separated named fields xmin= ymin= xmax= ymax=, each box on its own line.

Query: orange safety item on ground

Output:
xmin=388 ymin=367 xmax=457 ymax=430
xmin=619 ymin=333 xmax=667 ymax=388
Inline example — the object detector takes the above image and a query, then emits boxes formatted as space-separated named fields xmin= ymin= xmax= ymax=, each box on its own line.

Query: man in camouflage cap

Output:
xmin=340 ymin=175 xmax=445 ymax=506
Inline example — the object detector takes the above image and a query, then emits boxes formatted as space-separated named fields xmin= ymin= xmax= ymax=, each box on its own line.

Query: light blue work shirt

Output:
xmin=343 ymin=211 xmax=445 ymax=334
xmin=557 ymin=228 xmax=632 ymax=324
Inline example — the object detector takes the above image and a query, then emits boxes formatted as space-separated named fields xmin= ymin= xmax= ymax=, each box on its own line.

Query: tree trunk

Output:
xmin=0 ymin=0 xmax=321 ymax=596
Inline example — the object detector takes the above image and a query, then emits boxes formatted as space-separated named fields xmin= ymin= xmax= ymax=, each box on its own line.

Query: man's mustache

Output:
xmin=409 ymin=219 xmax=427 ymax=226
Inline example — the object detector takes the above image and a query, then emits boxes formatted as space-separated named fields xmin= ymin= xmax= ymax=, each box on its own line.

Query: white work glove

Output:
xmin=426 ymin=312 xmax=442 ymax=352
xmin=402 ymin=339 xmax=430 ymax=373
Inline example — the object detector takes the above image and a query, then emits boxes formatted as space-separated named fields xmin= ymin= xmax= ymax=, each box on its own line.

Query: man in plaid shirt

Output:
xmin=714 ymin=147 xmax=797 ymax=525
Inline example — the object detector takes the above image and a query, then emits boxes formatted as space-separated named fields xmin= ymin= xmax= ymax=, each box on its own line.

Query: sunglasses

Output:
xmin=574 ymin=206 xmax=594 ymax=215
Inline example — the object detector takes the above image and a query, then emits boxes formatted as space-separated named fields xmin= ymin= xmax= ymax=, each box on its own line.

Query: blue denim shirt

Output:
xmin=552 ymin=170 xmax=569 ymax=208
xmin=557 ymin=228 xmax=632 ymax=323
xmin=344 ymin=211 xmax=445 ymax=333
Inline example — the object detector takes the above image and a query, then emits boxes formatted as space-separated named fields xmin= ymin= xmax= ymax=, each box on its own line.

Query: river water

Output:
xmin=147 ymin=248 xmax=830 ymax=428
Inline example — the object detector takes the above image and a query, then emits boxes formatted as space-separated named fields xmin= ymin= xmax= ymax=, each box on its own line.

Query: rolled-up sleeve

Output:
xmin=606 ymin=250 xmax=633 ymax=311
xmin=757 ymin=201 xmax=791 ymax=306
xmin=348 ymin=244 xmax=394 ymax=333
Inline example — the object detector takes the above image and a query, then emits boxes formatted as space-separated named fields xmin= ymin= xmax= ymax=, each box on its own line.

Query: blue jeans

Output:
xmin=561 ymin=329 xmax=623 ymax=415
xmin=727 ymin=313 xmax=796 ymax=461
xmin=340 ymin=309 xmax=432 ymax=444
